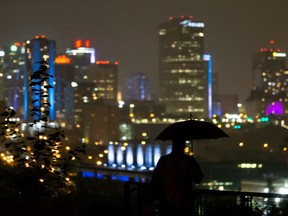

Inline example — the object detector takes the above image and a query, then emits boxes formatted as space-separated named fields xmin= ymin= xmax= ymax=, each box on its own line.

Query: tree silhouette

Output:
xmin=0 ymin=60 xmax=85 ymax=198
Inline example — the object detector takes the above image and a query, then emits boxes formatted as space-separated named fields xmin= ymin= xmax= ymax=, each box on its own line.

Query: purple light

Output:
xmin=265 ymin=101 xmax=283 ymax=115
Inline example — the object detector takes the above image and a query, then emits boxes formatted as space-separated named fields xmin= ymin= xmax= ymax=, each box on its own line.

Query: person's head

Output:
xmin=172 ymin=138 xmax=186 ymax=153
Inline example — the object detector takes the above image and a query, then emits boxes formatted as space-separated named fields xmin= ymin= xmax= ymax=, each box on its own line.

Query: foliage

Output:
xmin=0 ymin=60 xmax=85 ymax=198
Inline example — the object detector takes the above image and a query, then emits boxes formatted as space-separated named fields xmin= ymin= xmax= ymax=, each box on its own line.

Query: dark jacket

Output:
xmin=151 ymin=152 xmax=203 ymax=214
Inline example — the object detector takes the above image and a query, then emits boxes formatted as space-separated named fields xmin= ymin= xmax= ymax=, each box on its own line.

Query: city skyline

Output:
xmin=1 ymin=0 xmax=288 ymax=102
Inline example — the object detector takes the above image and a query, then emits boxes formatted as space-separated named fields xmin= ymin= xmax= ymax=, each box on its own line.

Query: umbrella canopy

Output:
xmin=155 ymin=119 xmax=229 ymax=141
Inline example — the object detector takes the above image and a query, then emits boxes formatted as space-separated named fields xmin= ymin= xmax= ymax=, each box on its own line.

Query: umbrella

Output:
xmin=155 ymin=119 xmax=229 ymax=152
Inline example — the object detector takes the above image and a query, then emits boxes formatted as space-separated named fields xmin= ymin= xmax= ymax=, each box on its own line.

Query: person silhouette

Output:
xmin=150 ymin=138 xmax=203 ymax=216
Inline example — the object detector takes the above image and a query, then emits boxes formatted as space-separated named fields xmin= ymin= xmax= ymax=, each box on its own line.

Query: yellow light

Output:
xmin=96 ymin=161 xmax=102 ymax=165
xmin=39 ymin=178 xmax=44 ymax=183
xmin=239 ymin=142 xmax=244 ymax=147
xmin=263 ymin=143 xmax=268 ymax=148
xmin=142 ymin=132 xmax=147 ymax=137
xmin=99 ymin=154 xmax=104 ymax=157
xmin=88 ymin=156 xmax=93 ymax=159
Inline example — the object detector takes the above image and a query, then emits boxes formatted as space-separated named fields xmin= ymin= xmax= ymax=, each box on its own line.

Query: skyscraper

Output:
xmin=24 ymin=36 xmax=56 ymax=121
xmin=158 ymin=16 xmax=209 ymax=119
xmin=247 ymin=41 xmax=288 ymax=117
xmin=1 ymin=42 xmax=25 ymax=114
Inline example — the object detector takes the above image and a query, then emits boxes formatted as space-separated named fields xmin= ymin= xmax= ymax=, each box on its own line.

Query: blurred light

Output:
xmin=55 ymin=55 xmax=71 ymax=64
xmin=278 ymin=187 xmax=288 ymax=194
xmin=10 ymin=45 xmax=17 ymax=52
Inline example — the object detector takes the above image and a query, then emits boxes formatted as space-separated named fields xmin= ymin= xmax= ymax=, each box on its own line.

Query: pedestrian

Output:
xmin=150 ymin=138 xmax=203 ymax=216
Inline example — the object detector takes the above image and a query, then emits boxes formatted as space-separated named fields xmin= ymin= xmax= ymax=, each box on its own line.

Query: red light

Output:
xmin=180 ymin=15 xmax=185 ymax=19
xmin=189 ymin=15 xmax=193 ymax=19
xmin=270 ymin=40 xmax=275 ymax=45
xmin=114 ymin=61 xmax=119 ymax=65
xmin=85 ymin=40 xmax=90 ymax=47
xmin=169 ymin=16 xmax=173 ymax=20
xmin=75 ymin=40 xmax=82 ymax=48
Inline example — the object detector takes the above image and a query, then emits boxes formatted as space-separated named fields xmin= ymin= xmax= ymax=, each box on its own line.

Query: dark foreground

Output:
xmin=1 ymin=178 xmax=126 ymax=216
xmin=2 ymin=178 xmax=288 ymax=216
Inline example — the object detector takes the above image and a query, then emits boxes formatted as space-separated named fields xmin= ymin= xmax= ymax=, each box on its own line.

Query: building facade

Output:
xmin=24 ymin=36 xmax=56 ymax=122
xmin=246 ymin=43 xmax=288 ymax=117
xmin=55 ymin=55 xmax=75 ymax=128
xmin=1 ymin=43 xmax=25 ymax=115
xmin=158 ymin=16 xmax=209 ymax=119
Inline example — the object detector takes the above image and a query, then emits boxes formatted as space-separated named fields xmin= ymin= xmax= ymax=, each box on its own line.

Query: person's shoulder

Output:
xmin=183 ymin=154 xmax=197 ymax=161
xmin=159 ymin=154 xmax=171 ymax=160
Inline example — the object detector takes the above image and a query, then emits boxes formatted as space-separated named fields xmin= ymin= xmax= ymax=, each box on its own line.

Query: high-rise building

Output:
xmin=71 ymin=60 xmax=119 ymax=142
xmin=24 ymin=36 xmax=56 ymax=121
xmin=158 ymin=16 xmax=210 ymax=119
xmin=124 ymin=72 xmax=151 ymax=101
xmin=55 ymin=55 xmax=75 ymax=128
xmin=246 ymin=41 xmax=288 ymax=117
xmin=1 ymin=43 xmax=25 ymax=115
xmin=85 ymin=60 xmax=119 ymax=103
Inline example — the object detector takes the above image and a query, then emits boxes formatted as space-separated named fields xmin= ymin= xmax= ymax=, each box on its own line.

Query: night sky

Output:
xmin=1 ymin=0 xmax=288 ymax=102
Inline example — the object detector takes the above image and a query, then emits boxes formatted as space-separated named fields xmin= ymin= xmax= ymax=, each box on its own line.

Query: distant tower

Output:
xmin=124 ymin=72 xmax=151 ymax=101
xmin=247 ymin=40 xmax=288 ymax=116
xmin=158 ymin=16 xmax=209 ymax=118
xmin=24 ymin=36 xmax=56 ymax=121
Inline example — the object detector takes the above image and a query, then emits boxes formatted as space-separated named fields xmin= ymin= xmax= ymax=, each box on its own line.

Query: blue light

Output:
xmin=82 ymin=171 xmax=94 ymax=178
xmin=32 ymin=41 xmax=41 ymax=121
xmin=48 ymin=40 xmax=55 ymax=121
xmin=136 ymin=144 xmax=144 ymax=168
xmin=203 ymin=54 xmax=213 ymax=118
xmin=108 ymin=144 xmax=115 ymax=166
xmin=126 ymin=145 xmax=134 ymax=166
